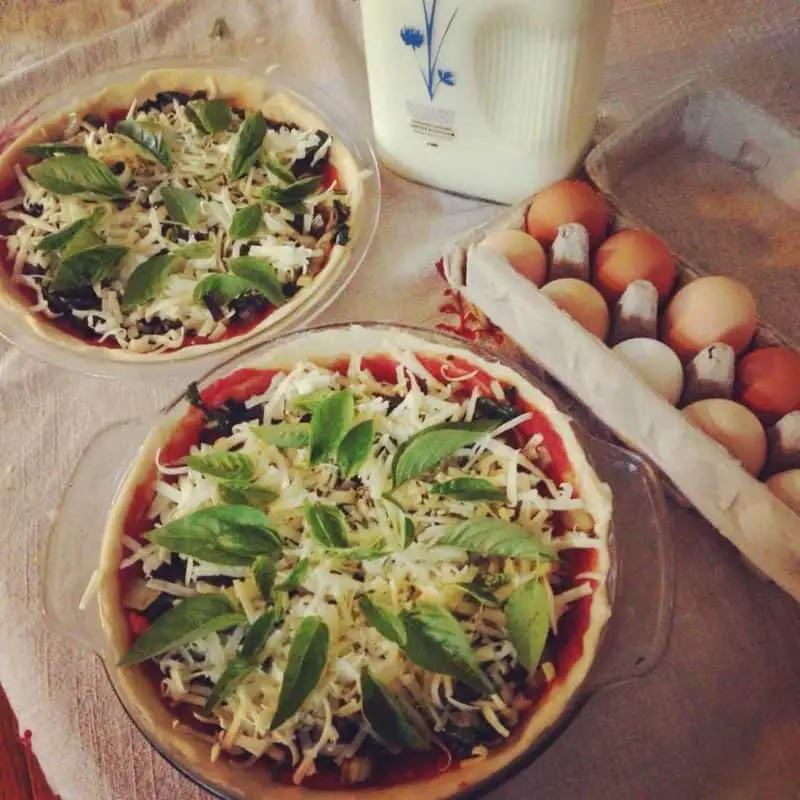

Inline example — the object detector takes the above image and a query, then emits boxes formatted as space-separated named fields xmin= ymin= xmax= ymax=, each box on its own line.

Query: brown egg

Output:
xmin=594 ymin=229 xmax=677 ymax=303
xmin=479 ymin=229 xmax=547 ymax=286
xmin=525 ymin=180 xmax=609 ymax=249
xmin=663 ymin=276 xmax=758 ymax=361
xmin=682 ymin=399 xmax=766 ymax=476
xmin=540 ymin=278 xmax=610 ymax=340
xmin=765 ymin=470 xmax=800 ymax=515
xmin=735 ymin=346 xmax=800 ymax=425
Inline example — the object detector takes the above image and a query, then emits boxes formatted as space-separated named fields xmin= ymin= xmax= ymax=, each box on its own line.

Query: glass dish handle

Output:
xmin=41 ymin=418 xmax=152 ymax=654
xmin=582 ymin=438 xmax=676 ymax=694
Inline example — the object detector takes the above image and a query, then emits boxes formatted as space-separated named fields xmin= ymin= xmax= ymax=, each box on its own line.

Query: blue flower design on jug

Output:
xmin=400 ymin=1 xmax=458 ymax=101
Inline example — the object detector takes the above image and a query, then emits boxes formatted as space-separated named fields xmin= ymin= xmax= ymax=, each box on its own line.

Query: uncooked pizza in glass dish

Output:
xmin=44 ymin=324 xmax=674 ymax=799
xmin=0 ymin=58 xmax=380 ymax=379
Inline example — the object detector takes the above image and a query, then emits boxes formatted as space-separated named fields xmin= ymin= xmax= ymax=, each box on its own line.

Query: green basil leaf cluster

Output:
xmin=229 ymin=203 xmax=263 ymax=240
xmin=204 ymin=606 xmax=282 ymax=711
xmin=186 ymin=99 xmax=232 ymax=135
xmin=145 ymin=505 xmax=282 ymax=566
xmin=505 ymin=579 xmax=550 ymax=675
xmin=49 ymin=221 xmax=128 ymax=292
xmin=261 ymin=175 xmax=324 ymax=212
xmin=36 ymin=208 xmax=104 ymax=254
xmin=270 ymin=616 xmax=329 ymax=730
xmin=229 ymin=113 xmax=267 ymax=180
xmin=116 ymin=119 xmax=172 ymax=168
xmin=119 ymin=593 xmax=245 ymax=666
xmin=437 ymin=518 xmax=557 ymax=562
xmin=28 ymin=154 xmax=125 ymax=198
xmin=392 ymin=420 xmax=499 ymax=487
xmin=361 ymin=668 xmax=429 ymax=751
xmin=161 ymin=185 xmax=200 ymax=227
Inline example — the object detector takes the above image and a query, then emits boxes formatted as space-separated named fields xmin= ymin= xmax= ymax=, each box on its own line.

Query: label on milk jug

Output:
xmin=405 ymin=101 xmax=456 ymax=144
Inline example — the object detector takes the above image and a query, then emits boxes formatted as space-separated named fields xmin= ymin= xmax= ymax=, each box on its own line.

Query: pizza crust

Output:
xmin=0 ymin=68 xmax=365 ymax=363
xmin=95 ymin=326 xmax=612 ymax=799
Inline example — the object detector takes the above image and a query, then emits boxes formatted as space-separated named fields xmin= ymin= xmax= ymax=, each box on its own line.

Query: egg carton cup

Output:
xmin=438 ymin=81 xmax=800 ymax=602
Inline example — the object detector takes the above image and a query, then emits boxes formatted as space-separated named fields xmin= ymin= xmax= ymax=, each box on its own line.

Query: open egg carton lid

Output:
xmin=438 ymin=80 xmax=800 ymax=602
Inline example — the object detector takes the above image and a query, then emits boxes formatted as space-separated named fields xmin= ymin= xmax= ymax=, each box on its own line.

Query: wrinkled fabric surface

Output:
xmin=0 ymin=1 xmax=799 ymax=798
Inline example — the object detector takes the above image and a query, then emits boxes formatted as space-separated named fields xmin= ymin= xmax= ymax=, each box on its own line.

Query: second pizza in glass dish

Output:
xmin=81 ymin=324 xmax=622 ymax=797
xmin=0 ymin=59 xmax=379 ymax=378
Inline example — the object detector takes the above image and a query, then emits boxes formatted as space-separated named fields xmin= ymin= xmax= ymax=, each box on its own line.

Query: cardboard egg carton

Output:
xmin=438 ymin=82 xmax=800 ymax=602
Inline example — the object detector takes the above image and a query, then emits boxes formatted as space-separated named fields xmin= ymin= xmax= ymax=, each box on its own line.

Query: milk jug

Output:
xmin=360 ymin=0 xmax=613 ymax=203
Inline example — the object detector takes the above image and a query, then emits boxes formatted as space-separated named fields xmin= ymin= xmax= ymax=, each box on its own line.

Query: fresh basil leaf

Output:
xmin=279 ymin=558 xmax=309 ymax=590
xmin=252 ymin=555 xmax=277 ymax=603
xmin=392 ymin=420 xmax=499 ymax=487
xmin=204 ymin=606 xmax=282 ymax=711
xmin=361 ymin=668 xmax=430 ymax=751
xmin=218 ymin=482 xmax=277 ymax=509
xmin=264 ymin=156 xmax=295 ymax=183
xmin=146 ymin=505 xmax=282 ymax=566
xmin=186 ymin=451 xmax=255 ymax=482
xmin=382 ymin=496 xmax=415 ymax=550
xmin=230 ymin=113 xmax=267 ymax=181
xmin=399 ymin=603 xmax=493 ymax=695
xmin=326 ymin=543 xmax=390 ymax=561
xmin=403 ymin=517 xmax=416 ymax=548
xmin=36 ymin=208 xmax=103 ymax=254
xmin=119 ymin=593 xmax=245 ymax=666
xmin=305 ymin=503 xmax=349 ymax=548
xmin=193 ymin=273 xmax=253 ymax=305
xmin=116 ymin=119 xmax=172 ymax=168
xmin=184 ymin=104 xmax=207 ymax=133
xmin=438 ymin=518 xmax=557 ymax=562
xmin=310 ymin=390 xmax=354 ymax=466
xmin=253 ymin=422 xmax=310 ymax=448
xmin=358 ymin=595 xmax=406 ymax=646
xmin=292 ymin=389 xmax=333 ymax=412
xmin=228 ymin=256 xmax=286 ymax=306
xmin=203 ymin=655 xmax=254 ymax=712
xmin=50 ymin=245 xmax=128 ymax=291
xmin=161 ymin=185 xmax=200 ymax=227
xmin=62 ymin=225 xmax=102 ymax=259
xmin=173 ymin=241 xmax=214 ymax=259
xmin=506 ymin=579 xmax=549 ymax=674
xmin=186 ymin=98 xmax=232 ymax=134
xmin=261 ymin=175 xmax=324 ymax=209
xmin=241 ymin=607 xmax=281 ymax=660
xmin=229 ymin=204 xmax=262 ymax=240
xmin=25 ymin=142 xmax=86 ymax=157
xmin=474 ymin=397 xmax=520 ymax=423
xmin=431 ymin=477 xmax=506 ymax=503
xmin=121 ymin=251 xmax=176 ymax=309
xmin=270 ymin=616 xmax=329 ymax=730
xmin=29 ymin=154 xmax=124 ymax=198
xmin=457 ymin=579 xmax=501 ymax=607
xmin=337 ymin=420 xmax=374 ymax=478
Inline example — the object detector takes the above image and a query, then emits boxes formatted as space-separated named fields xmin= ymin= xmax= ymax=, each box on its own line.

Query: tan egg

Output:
xmin=594 ymin=229 xmax=677 ymax=303
xmin=541 ymin=278 xmax=610 ymax=340
xmin=765 ymin=470 xmax=800 ymax=515
xmin=663 ymin=276 xmax=758 ymax=361
xmin=682 ymin=398 xmax=767 ymax=476
xmin=525 ymin=180 xmax=610 ymax=248
xmin=479 ymin=229 xmax=548 ymax=286
xmin=735 ymin=346 xmax=800 ymax=425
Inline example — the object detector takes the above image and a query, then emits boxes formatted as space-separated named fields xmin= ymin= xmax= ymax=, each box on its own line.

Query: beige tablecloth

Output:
xmin=1 ymin=2 xmax=799 ymax=798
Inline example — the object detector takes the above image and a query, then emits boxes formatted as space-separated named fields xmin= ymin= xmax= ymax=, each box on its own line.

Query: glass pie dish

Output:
xmin=43 ymin=323 xmax=674 ymax=798
xmin=0 ymin=57 xmax=381 ymax=380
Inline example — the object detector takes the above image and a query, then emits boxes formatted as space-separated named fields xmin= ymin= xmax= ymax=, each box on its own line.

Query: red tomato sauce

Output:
xmin=118 ymin=353 xmax=600 ymax=789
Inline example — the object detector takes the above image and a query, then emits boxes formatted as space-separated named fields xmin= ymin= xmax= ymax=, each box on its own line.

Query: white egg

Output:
xmin=612 ymin=338 xmax=684 ymax=406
